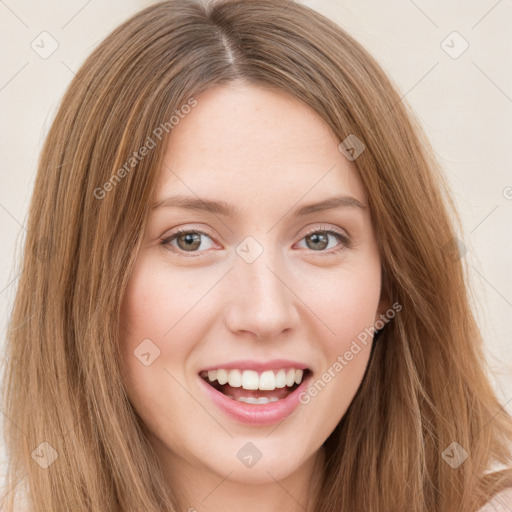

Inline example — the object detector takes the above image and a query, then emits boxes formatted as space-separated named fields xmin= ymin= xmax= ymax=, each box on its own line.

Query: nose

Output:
xmin=223 ymin=249 xmax=300 ymax=340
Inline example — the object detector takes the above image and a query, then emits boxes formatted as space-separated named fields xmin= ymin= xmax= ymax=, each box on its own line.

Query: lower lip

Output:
xmin=198 ymin=373 xmax=312 ymax=426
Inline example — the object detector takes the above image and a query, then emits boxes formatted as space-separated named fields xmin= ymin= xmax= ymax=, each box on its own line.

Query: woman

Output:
xmin=1 ymin=0 xmax=511 ymax=510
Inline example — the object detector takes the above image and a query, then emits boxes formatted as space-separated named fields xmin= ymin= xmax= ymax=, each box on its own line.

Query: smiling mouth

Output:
xmin=199 ymin=368 xmax=311 ymax=404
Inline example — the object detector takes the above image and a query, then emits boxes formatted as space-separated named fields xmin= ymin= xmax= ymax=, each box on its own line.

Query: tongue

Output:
xmin=218 ymin=383 xmax=294 ymax=400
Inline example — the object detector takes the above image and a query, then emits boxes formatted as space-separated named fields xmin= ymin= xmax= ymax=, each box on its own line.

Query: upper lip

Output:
xmin=199 ymin=359 xmax=310 ymax=373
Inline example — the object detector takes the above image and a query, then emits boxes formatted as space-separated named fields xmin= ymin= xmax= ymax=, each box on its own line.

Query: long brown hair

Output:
xmin=2 ymin=1 xmax=511 ymax=510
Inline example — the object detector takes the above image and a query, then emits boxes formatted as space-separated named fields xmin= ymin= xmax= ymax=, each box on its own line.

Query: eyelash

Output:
xmin=160 ymin=224 xmax=351 ymax=258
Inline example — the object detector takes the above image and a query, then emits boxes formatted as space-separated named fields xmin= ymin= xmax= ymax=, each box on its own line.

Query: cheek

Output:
xmin=335 ymin=278 xmax=380 ymax=338
xmin=300 ymin=260 xmax=381 ymax=344
xmin=118 ymin=256 xmax=189 ymax=403
xmin=120 ymin=253 xmax=196 ymax=348
xmin=118 ymin=252 xmax=220 ymax=392
xmin=295 ymin=258 xmax=380 ymax=410
xmin=118 ymin=257 xmax=202 ymax=436
xmin=295 ymin=274 xmax=379 ymax=442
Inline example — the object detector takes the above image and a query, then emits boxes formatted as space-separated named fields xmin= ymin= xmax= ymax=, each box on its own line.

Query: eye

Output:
xmin=160 ymin=228 xmax=215 ymax=254
xmin=295 ymin=225 xmax=350 ymax=256
xmin=160 ymin=224 xmax=350 ymax=256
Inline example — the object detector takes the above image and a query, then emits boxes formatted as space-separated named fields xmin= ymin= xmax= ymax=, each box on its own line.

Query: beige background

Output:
xmin=1 ymin=0 xmax=511 ymax=488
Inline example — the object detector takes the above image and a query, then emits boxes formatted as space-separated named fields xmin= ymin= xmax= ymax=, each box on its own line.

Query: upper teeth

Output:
xmin=203 ymin=368 xmax=304 ymax=391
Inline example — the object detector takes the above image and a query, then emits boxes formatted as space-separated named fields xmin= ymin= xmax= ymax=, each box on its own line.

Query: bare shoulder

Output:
xmin=478 ymin=487 xmax=512 ymax=512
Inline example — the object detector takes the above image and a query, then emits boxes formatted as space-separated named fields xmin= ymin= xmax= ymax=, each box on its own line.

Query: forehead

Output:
xmin=156 ymin=83 xmax=367 ymax=209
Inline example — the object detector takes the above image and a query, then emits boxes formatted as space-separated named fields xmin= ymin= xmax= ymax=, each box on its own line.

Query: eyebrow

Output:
xmin=152 ymin=194 xmax=366 ymax=217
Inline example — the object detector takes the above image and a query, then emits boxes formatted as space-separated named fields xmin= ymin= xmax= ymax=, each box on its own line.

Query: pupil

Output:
xmin=179 ymin=233 xmax=200 ymax=251
xmin=309 ymin=232 xmax=327 ymax=250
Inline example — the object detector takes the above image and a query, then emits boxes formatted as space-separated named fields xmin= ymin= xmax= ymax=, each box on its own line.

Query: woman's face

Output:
xmin=119 ymin=82 xmax=385 ymax=491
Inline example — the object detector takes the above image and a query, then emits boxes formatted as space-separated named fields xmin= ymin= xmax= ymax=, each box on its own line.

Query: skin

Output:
xmin=119 ymin=81 xmax=387 ymax=512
